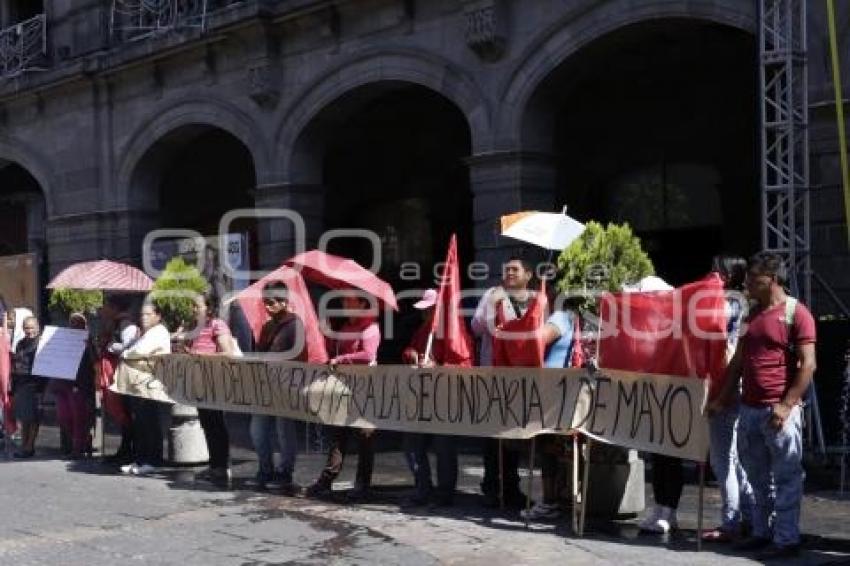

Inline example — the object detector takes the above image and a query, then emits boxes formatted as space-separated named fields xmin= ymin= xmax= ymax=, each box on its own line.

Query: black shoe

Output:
xmin=304 ymin=482 xmax=333 ymax=500
xmin=402 ymin=494 xmax=430 ymax=508
xmin=482 ymin=491 xmax=529 ymax=509
xmin=279 ymin=481 xmax=299 ymax=497
xmin=756 ymin=543 xmax=801 ymax=561
xmin=346 ymin=486 xmax=371 ymax=503
xmin=734 ymin=536 xmax=772 ymax=552
xmin=13 ymin=450 xmax=34 ymax=459
xmin=195 ymin=467 xmax=232 ymax=487
xmin=429 ymin=494 xmax=454 ymax=509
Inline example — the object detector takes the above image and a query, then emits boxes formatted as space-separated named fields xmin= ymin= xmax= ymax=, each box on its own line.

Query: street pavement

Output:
xmin=0 ymin=415 xmax=848 ymax=565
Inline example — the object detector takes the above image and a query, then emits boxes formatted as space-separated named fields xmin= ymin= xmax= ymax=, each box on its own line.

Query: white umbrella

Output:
xmin=621 ymin=275 xmax=674 ymax=293
xmin=500 ymin=209 xmax=586 ymax=251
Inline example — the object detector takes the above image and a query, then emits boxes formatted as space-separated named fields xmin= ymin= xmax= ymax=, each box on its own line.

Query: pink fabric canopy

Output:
xmin=47 ymin=260 xmax=153 ymax=292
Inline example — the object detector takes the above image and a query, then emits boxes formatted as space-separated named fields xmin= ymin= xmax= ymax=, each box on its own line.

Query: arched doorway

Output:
xmin=523 ymin=19 xmax=757 ymax=284
xmin=0 ymin=161 xmax=47 ymax=313
xmin=129 ymin=125 xmax=257 ymax=288
xmin=292 ymin=82 xmax=474 ymax=358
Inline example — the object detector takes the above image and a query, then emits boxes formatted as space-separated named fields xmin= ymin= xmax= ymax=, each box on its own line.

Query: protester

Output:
xmin=182 ymin=291 xmax=235 ymax=486
xmin=472 ymin=256 xmax=533 ymax=507
xmin=306 ymin=292 xmax=380 ymax=501
xmin=51 ymin=313 xmax=96 ymax=459
xmin=702 ymin=256 xmax=755 ymax=542
xmin=97 ymin=296 xmax=139 ymax=464
xmin=712 ymin=252 xmax=816 ymax=559
xmin=521 ymin=295 xmax=579 ymax=521
xmin=402 ymin=289 xmax=459 ymax=507
xmin=119 ymin=302 xmax=171 ymax=476
xmin=11 ymin=315 xmax=43 ymax=458
xmin=250 ymin=281 xmax=307 ymax=494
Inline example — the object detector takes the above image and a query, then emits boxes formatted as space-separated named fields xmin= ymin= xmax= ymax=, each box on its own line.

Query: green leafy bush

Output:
xmin=48 ymin=289 xmax=103 ymax=319
xmin=556 ymin=221 xmax=654 ymax=311
xmin=151 ymin=257 xmax=208 ymax=331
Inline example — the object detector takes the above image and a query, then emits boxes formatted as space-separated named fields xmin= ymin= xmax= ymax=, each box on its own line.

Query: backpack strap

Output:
xmin=784 ymin=296 xmax=798 ymax=356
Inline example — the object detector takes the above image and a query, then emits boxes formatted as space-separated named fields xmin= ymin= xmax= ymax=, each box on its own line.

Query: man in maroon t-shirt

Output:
xmin=712 ymin=252 xmax=816 ymax=559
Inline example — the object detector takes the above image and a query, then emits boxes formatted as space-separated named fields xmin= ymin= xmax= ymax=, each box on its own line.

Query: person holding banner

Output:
xmin=306 ymin=292 xmax=380 ymax=502
xmin=702 ymin=256 xmax=755 ymax=543
xmin=119 ymin=302 xmax=171 ymax=476
xmin=713 ymin=252 xmax=816 ymax=560
xmin=521 ymin=296 xmax=579 ymax=521
xmin=401 ymin=289 xmax=462 ymax=507
xmin=11 ymin=316 xmax=43 ymax=457
xmin=250 ymin=281 xmax=306 ymax=493
xmin=472 ymin=257 xmax=533 ymax=508
xmin=183 ymin=291 xmax=235 ymax=486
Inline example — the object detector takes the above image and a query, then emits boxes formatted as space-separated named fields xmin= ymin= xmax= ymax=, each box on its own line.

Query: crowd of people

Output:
xmin=0 ymin=251 xmax=816 ymax=560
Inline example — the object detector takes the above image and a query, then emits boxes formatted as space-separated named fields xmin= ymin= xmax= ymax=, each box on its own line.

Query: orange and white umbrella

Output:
xmin=500 ymin=209 xmax=585 ymax=251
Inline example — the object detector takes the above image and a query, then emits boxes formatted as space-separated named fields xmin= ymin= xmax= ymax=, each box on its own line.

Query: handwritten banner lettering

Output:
xmin=113 ymin=354 xmax=709 ymax=461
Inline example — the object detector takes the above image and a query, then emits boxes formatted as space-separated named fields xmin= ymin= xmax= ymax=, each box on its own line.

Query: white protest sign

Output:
xmin=32 ymin=326 xmax=88 ymax=381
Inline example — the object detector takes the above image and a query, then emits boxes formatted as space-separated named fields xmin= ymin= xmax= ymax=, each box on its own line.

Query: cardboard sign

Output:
xmin=32 ymin=326 xmax=88 ymax=381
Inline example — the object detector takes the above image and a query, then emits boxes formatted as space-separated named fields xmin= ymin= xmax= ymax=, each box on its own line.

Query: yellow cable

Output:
xmin=826 ymin=0 xmax=850 ymax=249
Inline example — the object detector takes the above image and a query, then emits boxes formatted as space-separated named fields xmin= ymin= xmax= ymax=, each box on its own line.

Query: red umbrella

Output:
xmin=235 ymin=266 xmax=328 ymax=363
xmin=285 ymin=250 xmax=398 ymax=311
xmin=47 ymin=260 xmax=153 ymax=292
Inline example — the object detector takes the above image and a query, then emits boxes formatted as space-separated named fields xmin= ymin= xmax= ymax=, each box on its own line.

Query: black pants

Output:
xmin=198 ymin=409 xmax=230 ymax=469
xmin=316 ymin=427 xmax=374 ymax=489
xmin=130 ymin=397 xmax=163 ymax=466
xmin=481 ymin=438 xmax=521 ymax=496
xmin=652 ymin=455 xmax=684 ymax=509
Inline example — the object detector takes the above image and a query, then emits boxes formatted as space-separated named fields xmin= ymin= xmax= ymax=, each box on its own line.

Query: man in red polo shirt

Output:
xmin=712 ymin=252 xmax=816 ymax=559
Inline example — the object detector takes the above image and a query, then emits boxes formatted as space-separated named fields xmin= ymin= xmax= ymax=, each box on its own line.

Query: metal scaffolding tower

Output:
xmin=759 ymin=0 xmax=811 ymax=306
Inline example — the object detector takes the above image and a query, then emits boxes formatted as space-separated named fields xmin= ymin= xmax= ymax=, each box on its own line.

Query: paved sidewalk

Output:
xmin=0 ymin=418 xmax=847 ymax=564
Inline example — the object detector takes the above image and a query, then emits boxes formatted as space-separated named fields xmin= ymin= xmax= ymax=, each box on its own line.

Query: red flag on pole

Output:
xmin=492 ymin=280 xmax=548 ymax=368
xmin=428 ymin=234 xmax=474 ymax=367
xmin=598 ymin=274 xmax=727 ymax=392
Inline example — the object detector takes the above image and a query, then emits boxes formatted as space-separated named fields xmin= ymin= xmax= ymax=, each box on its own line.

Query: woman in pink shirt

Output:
xmin=306 ymin=293 xmax=380 ymax=501
xmin=181 ymin=291 xmax=234 ymax=485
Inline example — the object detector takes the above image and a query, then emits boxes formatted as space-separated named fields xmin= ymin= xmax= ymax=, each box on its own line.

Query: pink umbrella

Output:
xmin=47 ymin=260 xmax=153 ymax=292
xmin=235 ymin=266 xmax=328 ymax=363
xmin=285 ymin=250 xmax=398 ymax=311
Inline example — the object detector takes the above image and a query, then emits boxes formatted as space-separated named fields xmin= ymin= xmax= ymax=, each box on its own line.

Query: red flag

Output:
xmin=598 ymin=274 xmax=727 ymax=392
xmin=429 ymin=234 xmax=474 ymax=367
xmin=492 ymin=281 xmax=548 ymax=367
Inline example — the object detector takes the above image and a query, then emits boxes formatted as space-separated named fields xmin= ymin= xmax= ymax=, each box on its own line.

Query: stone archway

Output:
xmin=505 ymin=10 xmax=758 ymax=284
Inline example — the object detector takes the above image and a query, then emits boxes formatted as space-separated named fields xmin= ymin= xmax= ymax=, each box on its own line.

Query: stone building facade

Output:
xmin=0 ymin=0 xmax=847 ymax=313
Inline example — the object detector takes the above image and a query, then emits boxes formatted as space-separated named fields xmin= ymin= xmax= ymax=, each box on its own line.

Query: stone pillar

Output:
xmin=466 ymin=151 xmax=556 ymax=283
xmin=253 ymin=182 xmax=326 ymax=270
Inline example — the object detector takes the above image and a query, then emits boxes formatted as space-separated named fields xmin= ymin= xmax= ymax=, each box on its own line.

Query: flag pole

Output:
xmin=572 ymin=433 xmax=580 ymax=534
xmin=525 ymin=436 xmax=536 ymax=526
xmin=697 ymin=461 xmax=706 ymax=552
xmin=579 ymin=436 xmax=592 ymax=537
xmin=499 ymin=438 xmax=505 ymax=510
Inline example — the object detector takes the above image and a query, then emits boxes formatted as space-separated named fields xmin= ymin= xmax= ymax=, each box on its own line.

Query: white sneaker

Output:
xmin=659 ymin=506 xmax=678 ymax=532
xmin=521 ymin=502 xmax=561 ymax=521
xmin=640 ymin=505 xmax=677 ymax=533
xmin=638 ymin=505 xmax=664 ymax=533
xmin=120 ymin=463 xmax=137 ymax=475
xmin=132 ymin=464 xmax=156 ymax=476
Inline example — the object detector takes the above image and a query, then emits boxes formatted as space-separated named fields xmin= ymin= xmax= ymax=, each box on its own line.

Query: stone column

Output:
xmin=253 ymin=182 xmax=326 ymax=270
xmin=466 ymin=151 xmax=556 ymax=283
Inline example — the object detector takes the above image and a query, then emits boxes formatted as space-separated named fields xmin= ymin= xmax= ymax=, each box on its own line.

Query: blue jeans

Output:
xmin=709 ymin=404 xmax=754 ymax=531
xmin=250 ymin=414 xmax=297 ymax=482
xmin=737 ymin=404 xmax=804 ymax=546
xmin=405 ymin=433 xmax=458 ymax=500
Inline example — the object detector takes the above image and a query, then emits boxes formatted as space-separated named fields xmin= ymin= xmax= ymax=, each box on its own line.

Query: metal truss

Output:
xmin=0 ymin=14 xmax=47 ymax=79
xmin=759 ymin=0 xmax=811 ymax=306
